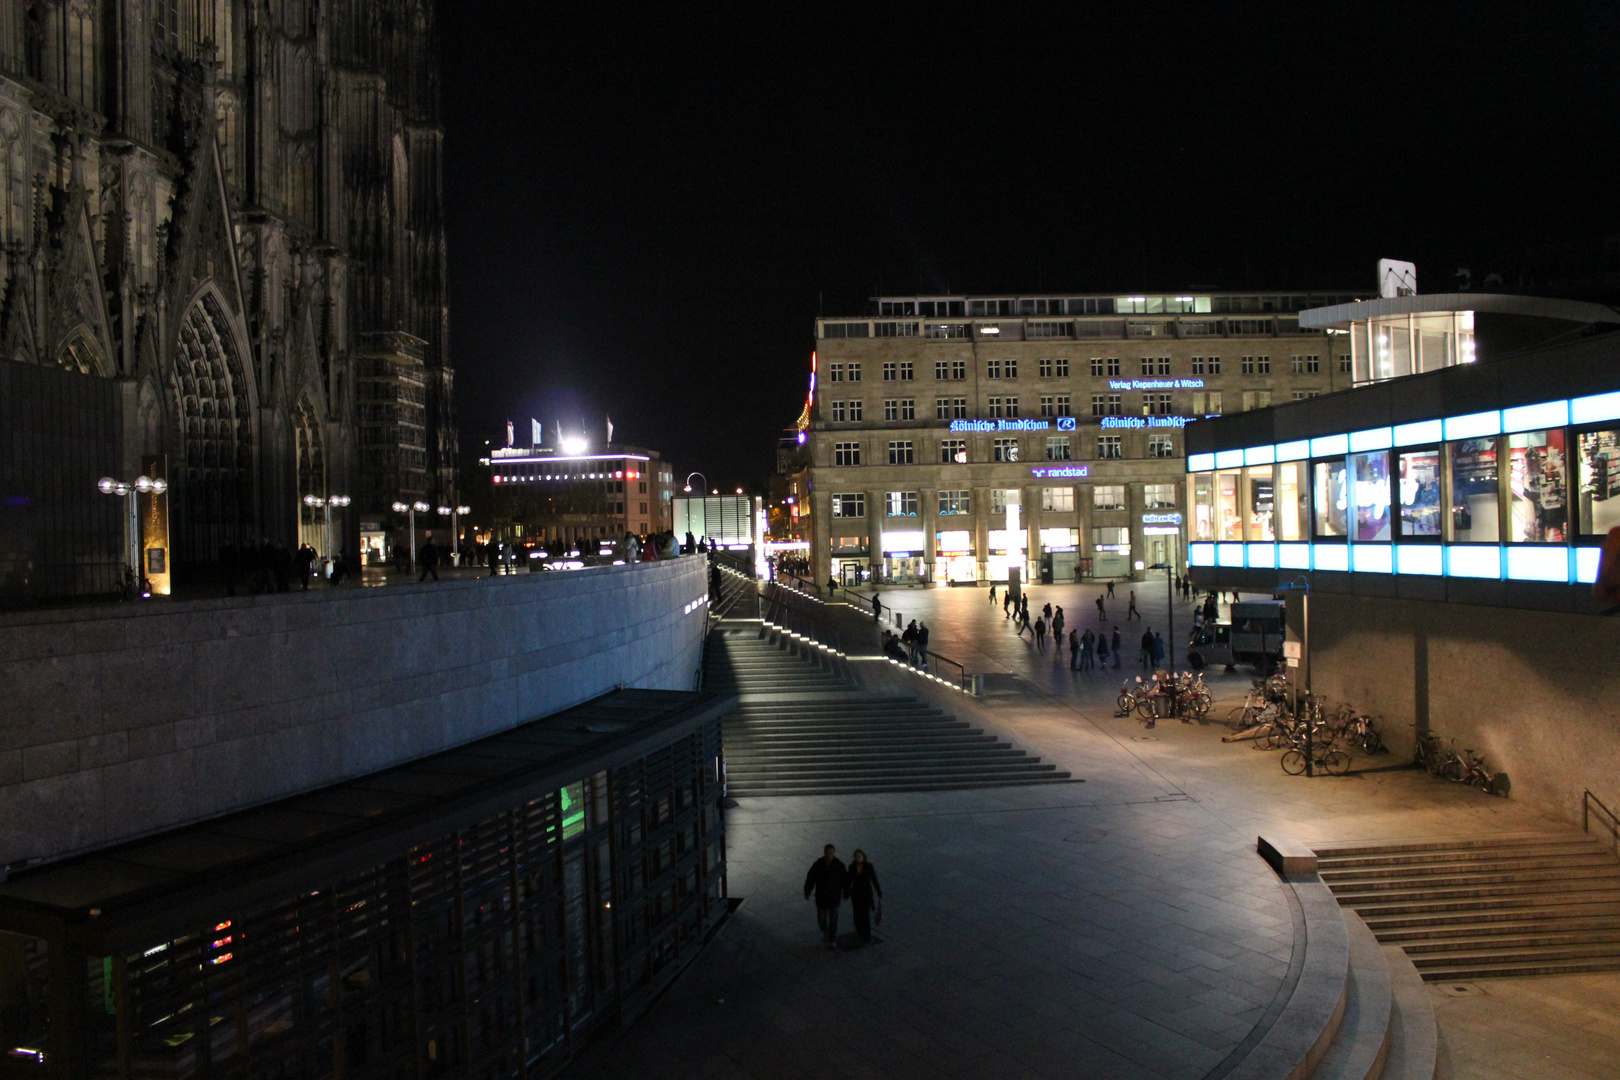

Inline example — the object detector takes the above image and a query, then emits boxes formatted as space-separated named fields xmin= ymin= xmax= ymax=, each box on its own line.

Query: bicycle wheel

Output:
xmin=1117 ymin=694 xmax=1136 ymax=715
xmin=1440 ymin=758 xmax=1466 ymax=782
xmin=1322 ymin=750 xmax=1351 ymax=776
xmin=1136 ymin=697 xmax=1160 ymax=721
xmin=1280 ymin=750 xmax=1308 ymax=775
xmin=1192 ymin=692 xmax=1213 ymax=719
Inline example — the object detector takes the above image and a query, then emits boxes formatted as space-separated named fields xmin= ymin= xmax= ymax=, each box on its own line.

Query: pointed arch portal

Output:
xmin=170 ymin=292 xmax=253 ymax=566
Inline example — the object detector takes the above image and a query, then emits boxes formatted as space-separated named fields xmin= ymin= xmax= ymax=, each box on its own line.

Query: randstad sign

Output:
xmin=1100 ymin=416 xmax=1191 ymax=429
xmin=948 ymin=419 xmax=1052 ymax=432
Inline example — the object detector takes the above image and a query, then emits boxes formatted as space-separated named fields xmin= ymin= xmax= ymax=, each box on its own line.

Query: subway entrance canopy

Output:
xmin=0 ymin=690 xmax=731 ymax=1077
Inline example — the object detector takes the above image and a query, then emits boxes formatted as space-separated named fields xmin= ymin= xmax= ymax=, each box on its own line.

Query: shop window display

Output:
xmin=1312 ymin=459 xmax=1348 ymax=538
xmin=1447 ymin=437 xmax=1499 ymax=542
xmin=1577 ymin=427 xmax=1620 ymax=535
xmin=1216 ymin=470 xmax=1242 ymax=541
xmin=1350 ymin=450 xmax=1391 ymax=542
xmin=1192 ymin=474 xmax=1214 ymax=541
xmin=1506 ymin=429 xmax=1566 ymax=542
xmin=1397 ymin=447 xmax=1442 ymax=538
xmin=1275 ymin=461 xmax=1308 ymax=541
xmin=1245 ymin=465 xmax=1274 ymax=541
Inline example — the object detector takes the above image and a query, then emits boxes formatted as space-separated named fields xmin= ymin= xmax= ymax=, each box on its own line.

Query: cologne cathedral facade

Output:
xmin=0 ymin=1 xmax=454 ymax=599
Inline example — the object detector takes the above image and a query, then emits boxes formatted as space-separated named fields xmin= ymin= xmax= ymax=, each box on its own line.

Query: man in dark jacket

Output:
xmin=804 ymin=844 xmax=848 ymax=948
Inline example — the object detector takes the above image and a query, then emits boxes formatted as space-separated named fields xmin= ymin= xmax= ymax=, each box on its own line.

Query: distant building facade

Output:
xmin=483 ymin=446 xmax=677 ymax=547
xmin=0 ymin=1 xmax=454 ymax=600
xmin=805 ymin=291 xmax=1359 ymax=586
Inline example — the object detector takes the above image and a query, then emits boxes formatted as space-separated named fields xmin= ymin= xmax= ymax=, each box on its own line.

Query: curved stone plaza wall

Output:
xmin=0 ymin=558 xmax=710 ymax=866
xmin=1307 ymin=592 xmax=1620 ymax=828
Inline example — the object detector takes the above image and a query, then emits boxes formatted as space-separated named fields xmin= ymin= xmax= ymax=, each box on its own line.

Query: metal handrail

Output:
xmin=760 ymin=582 xmax=843 ymax=654
xmin=1584 ymin=789 xmax=1619 ymax=855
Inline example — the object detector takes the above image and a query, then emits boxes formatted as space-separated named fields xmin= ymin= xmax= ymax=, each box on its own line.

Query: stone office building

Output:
xmin=805 ymin=291 xmax=1359 ymax=586
xmin=0 ymin=1 xmax=454 ymax=600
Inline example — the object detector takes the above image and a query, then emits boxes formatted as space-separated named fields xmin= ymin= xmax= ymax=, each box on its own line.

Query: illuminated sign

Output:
xmin=1142 ymin=512 xmax=1183 ymax=525
xmin=1100 ymin=416 xmax=1190 ymax=429
xmin=1108 ymin=378 xmax=1204 ymax=390
xmin=949 ymin=419 xmax=1051 ymax=432
xmin=1056 ymin=417 xmax=1077 ymax=431
xmin=1029 ymin=465 xmax=1089 ymax=478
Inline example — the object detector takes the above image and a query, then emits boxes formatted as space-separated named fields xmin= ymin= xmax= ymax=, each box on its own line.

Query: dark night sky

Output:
xmin=439 ymin=3 xmax=1619 ymax=489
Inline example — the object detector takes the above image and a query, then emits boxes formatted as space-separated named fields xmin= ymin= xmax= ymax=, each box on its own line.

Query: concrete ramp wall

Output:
xmin=0 ymin=558 xmax=710 ymax=865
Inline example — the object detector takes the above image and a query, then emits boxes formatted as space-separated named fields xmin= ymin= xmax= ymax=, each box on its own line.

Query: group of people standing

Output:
xmin=804 ymin=845 xmax=884 ymax=948
xmin=220 ymin=541 xmax=349 ymax=595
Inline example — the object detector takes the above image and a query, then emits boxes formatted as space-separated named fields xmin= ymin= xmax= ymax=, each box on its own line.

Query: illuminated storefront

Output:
xmin=935 ymin=530 xmax=978 ymax=582
xmin=881 ymin=529 xmax=927 ymax=583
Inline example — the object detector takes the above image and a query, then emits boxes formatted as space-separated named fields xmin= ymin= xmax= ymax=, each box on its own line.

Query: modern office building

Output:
xmin=0 ymin=2 xmax=456 ymax=600
xmin=1184 ymin=290 xmax=1620 ymax=823
xmin=804 ymin=291 xmax=1361 ymax=586
xmin=482 ymin=446 xmax=677 ymax=548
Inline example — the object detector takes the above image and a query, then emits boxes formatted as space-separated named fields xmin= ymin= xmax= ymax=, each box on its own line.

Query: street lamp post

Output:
xmin=683 ymin=471 xmax=707 ymax=494
xmin=392 ymin=500 xmax=430 ymax=568
xmin=98 ymin=474 xmax=166 ymax=593
xmin=437 ymin=504 xmax=471 ymax=564
xmin=1149 ymin=562 xmax=1175 ymax=669
xmin=303 ymin=494 xmax=351 ymax=564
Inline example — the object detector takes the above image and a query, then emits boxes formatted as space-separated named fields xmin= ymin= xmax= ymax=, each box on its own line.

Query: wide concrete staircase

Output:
xmin=707 ymin=624 xmax=1076 ymax=797
xmin=1314 ymin=833 xmax=1620 ymax=981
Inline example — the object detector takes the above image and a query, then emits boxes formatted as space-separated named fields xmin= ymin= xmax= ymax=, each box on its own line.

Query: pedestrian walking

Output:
xmin=989 ymin=585 xmax=997 ymax=605
xmin=804 ymin=844 xmax=848 ymax=948
xmin=1042 ymin=602 xmax=1053 ymax=624
xmin=872 ymin=592 xmax=882 ymax=622
xmin=418 ymin=535 xmax=440 ymax=582
xmin=294 ymin=543 xmax=316 ymax=590
xmin=1069 ymin=628 xmax=1080 ymax=670
xmin=1096 ymin=593 xmax=1106 ymax=620
xmin=827 ymin=575 xmax=838 ymax=597
xmin=1127 ymin=590 xmax=1140 ymax=620
xmin=845 ymin=850 xmax=883 ymax=945
xmin=1106 ymin=581 xmax=1115 ymax=599
xmin=1096 ymin=631 xmax=1109 ymax=667
xmin=1034 ymin=615 xmax=1046 ymax=651
xmin=1111 ymin=627 xmax=1122 ymax=668
xmin=1004 ymin=591 xmax=1013 ymax=618
xmin=1052 ymin=606 xmax=1065 ymax=645
xmin=1153 ymin=631 xmax=1166 ymax=669
xmin=1140 ymin=628 xmax=1155 ymax=669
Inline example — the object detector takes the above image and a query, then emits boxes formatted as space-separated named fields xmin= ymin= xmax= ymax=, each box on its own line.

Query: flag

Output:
xmin=531 ymin=419 xmax=541 ymax=447
xmin=606 ymin=416 xmax=614 ymax=443
xmin=506 ymin=419 xmax=514 ymax=447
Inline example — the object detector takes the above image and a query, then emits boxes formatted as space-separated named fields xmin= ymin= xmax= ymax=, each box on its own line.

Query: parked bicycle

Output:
xmin=1414 ymin=726 xmax=1509 ymax=795
xmin=1135 ymin=670 xmax=1213 ymax=726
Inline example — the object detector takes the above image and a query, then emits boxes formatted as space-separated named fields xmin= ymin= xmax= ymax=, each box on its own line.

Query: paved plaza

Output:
xmin=566 ymin=577 xmax=1618 ymax=1080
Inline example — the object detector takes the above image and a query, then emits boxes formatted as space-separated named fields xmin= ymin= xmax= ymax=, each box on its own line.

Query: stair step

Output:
xmin=1320 ymin=851 xmax=1617 ymax=877
xmin=1314 ymin=834 xmax=1599 ymax=858
xmin=1362 ymin=902 xmax=1620 ymax=931
xmin=1412 ymin=956 xmax=1620 ymax=981
xmin=1407 ymin=942 xmax=1620 ymax=967
xmin=1322 ymin=867 xmax=1620 ymax=892
xmin=1392 ymin=928 xmax=1620 ymax=953
xmin=729 ymin=775 xmax=1078 ymax=797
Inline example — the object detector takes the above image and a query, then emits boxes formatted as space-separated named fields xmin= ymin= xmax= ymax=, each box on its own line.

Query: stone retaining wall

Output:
xmin=0 ymin=558 xmax=709 ymax=865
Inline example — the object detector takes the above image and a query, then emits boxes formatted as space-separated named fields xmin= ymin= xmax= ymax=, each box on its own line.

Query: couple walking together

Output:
xmin=804 ymin=845 xmax=883 ymax=948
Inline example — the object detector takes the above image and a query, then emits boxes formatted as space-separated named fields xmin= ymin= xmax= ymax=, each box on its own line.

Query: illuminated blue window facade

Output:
xmin=1187 ymin=385 xmax=1620 ymax=587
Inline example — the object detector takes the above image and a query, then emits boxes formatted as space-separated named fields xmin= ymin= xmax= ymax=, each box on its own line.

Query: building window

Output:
xmin=1192 ymin=390 xmax=1222 ymax=415
xmin=1145 ymin=483 xmax=1176 ymax=508
xmin=987 ymin=358 xmax=1017 ymax=379
xmin=1291 ymin=354 xmax=1321 ymax=373
xmin=875 ymin=321 xmax=919 ymax=337
xmin=1040 ymin=395 xmax=1054 ymax=417
xmin=1139 ymin=356 xmax=1170 ymax=376
xmin=938 ymin=490 xmax=970 ymax=515
xmin=1240 ymin=390 xmax=1272 ymax=411
xmin=1045 ymin=436 xmax=1071 ymax=461
xmin=940 ymin=439 xmax=967 ymax=463
xmin=1042 ymin=487 xmax=1075 ymax=512
xmin=900 ymin=361 xmax=914 ymax=380
xmin=991 ymin=489 xmax=1009 ymax=513
xmin=1006 ymin=397 xmax=1020 ymax=417
xmin=833 ymin=442 xmax=862 ymax=466
xmin=1240 ymin=355 xmax=1271 ymax=375
xmin=829 ymin=400 xmax=862 ymax=421
xmin=987 ymin=358 xmax=1001 ymax=379
xmin=886 ymin=491 xmax=919 ymax=516
xmin=831 ymin=400 xmax=845 ymax=422
xmin=887 ymin=441 xmax=914 ymax=464
xmin=1093 ymin=485 xmax=1125 ymax=510
xmin=1148 ymin=434 xmax=1175 ymax=458
xmin=884 ymin=399 xmax=915 ymax=421
xmin=883 ymin=362 xmax=897 ymax=381
xmin=1094 ymin=526 xmax=1130 ymax=551
xmin=1338 ymin=355 xmax=1352 ymax=373
xmin=935 ymin=358 xmax=967 ymax=379
xmin=935 ymin=359 xmax=950 ymax=380
xmin=993 ymin=438 xmax=1020 ymax=462
xmin=1144 ymin=393 xmax=1173 ymax=415
xmin=946 ymin=397 xmax=968 ymax=418
xmin=1192 ymin=356 xmax=1222 ymax=375
xmin=1097 ymin=434 xmax=1123 ymax=459
xmin=832 ymin=493 xmax=865 ymax=517
xmin=925 ymin=323 xmax=969 ymax=339
xmin=1055 ymin=394 xmax=1071 ymax=416
xmin=1293 ymin=390 xmax=1308 ymax=401
xmin=1091 ymin=394 xmax=1122 ymax=416
xmin=1005 ymin=359 xmax=1018 ymax=378
xmin=848 ymin=363 xmax=861 ymax=381
xmin=829 ymin=363 xmax=844 ymax=382
xmin=1156 ymin=356 xmax=1171 ymax=375
xmin=1038 ymin=357 xmax=1070 ymax=378
xmin=1091 ymin=357 xmax=1122 ymax=377
xmin=989 ymin=397 xmax=1005 ymax=418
